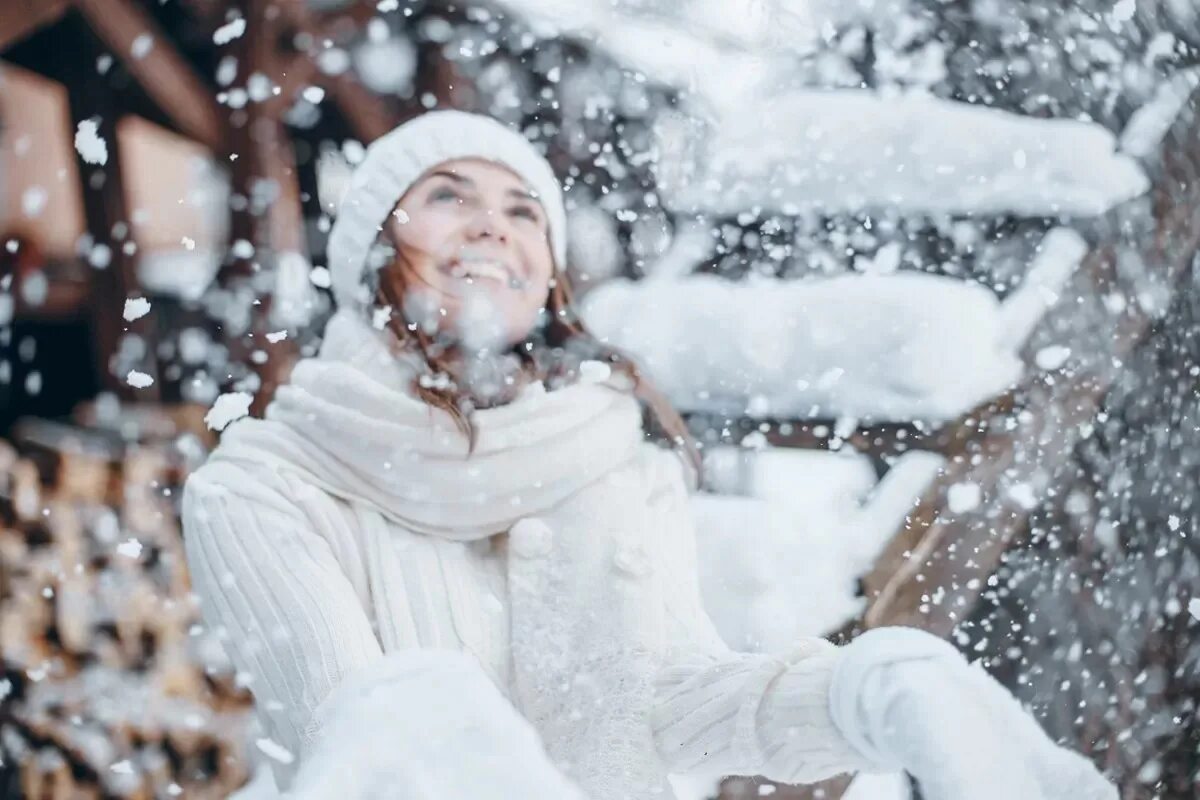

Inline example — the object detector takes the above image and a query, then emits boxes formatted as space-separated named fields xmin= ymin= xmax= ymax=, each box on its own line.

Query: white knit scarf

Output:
xmin=210 ymin=310 xmax=678 ymax=798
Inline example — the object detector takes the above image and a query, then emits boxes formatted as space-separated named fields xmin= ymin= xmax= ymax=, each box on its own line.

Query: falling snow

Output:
xmin=3 ymin=2 xmax=1200 ymax=798
xmin=204 ymin=391 xmax=253 ymax=431
xmin=123 ymin=297 xmax=152 ymax=322
xmin=213 ymin=17 xmax=247 ymax=45
xmin=74 ymin=119 xmax=108 ymax=165
xmin=125 ymin=370 xmax=154 ymax=388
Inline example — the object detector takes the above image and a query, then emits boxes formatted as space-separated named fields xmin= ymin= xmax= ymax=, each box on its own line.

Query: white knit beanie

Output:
xmin=327 ymin=110 xmax=568 ymax=308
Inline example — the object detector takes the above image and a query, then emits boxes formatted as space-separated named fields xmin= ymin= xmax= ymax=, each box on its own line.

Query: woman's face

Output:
xmin=386 ymin=157 xmax=555 ymax=349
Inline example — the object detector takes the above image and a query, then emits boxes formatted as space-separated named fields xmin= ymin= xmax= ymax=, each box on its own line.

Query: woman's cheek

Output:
xmin=505 ymin=296 xmax=543 ymax=343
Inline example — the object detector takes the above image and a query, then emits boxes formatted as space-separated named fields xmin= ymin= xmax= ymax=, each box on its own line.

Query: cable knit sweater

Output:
xmin=184 ymin=454 xmax=869 ymax=794
xmin=181 ymin=312 xmax=870 ymax=798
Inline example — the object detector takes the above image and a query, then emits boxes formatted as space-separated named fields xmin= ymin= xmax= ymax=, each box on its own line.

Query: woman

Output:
xmin=183 ymin=110 xmax=1113 ymax=800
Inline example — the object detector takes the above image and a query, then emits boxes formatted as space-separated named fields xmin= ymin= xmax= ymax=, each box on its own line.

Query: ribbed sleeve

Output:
xmin=651 ymin=638 xmax=871 ymax=785
xmin=181 ymin=462 xmax=384 ymax=789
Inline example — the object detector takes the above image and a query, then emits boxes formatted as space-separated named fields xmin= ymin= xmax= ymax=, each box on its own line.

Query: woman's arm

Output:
xmin=643 ymin=445 xmax=872 ymax=783
xmin=647 ymin=449 xmax=1114 ymax=799
xmin=651 ymin=638 xmax=873 ymax=785
xmin=181 ymin=462 xmax=384 ymax=787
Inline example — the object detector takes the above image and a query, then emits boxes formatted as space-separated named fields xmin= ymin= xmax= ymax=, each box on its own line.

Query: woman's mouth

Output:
xmin=441 ymin=257 xmax=527 ymax=289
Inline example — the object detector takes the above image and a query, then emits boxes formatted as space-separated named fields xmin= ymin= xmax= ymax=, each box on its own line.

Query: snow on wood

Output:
xmin=997 ymin=228 xmax=1089 ymax=345
xmin=1120 ymin=67 xmax=1200 ymax=158
xmin=501 ymin=1 xmax=1147 ymax=219
xmin=582 ymin=271 xmax=1023 ymax=422
xmin=658 ymin=90 xmax=1149 ymax=218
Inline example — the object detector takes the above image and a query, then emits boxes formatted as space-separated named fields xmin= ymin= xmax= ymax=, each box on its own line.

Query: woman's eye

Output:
xmin=430 ymin=187 xmax=461 ymax=203
xmin=509 ymin=205 xmax=539 ymax=222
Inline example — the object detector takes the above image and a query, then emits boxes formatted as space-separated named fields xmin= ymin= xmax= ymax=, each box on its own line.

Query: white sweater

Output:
xmin=182 ymin=453 xmax=868 ymax=796
xmin=181 ymin=309 xmax=869 ymax=797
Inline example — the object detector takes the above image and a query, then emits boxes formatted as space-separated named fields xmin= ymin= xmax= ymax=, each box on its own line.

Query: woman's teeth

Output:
xmin=448 ymin=260 xmax=527 ymax=289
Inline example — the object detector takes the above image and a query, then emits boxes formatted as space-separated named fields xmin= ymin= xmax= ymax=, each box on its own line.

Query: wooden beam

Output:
xmin=65 ymin=51 xmax=156 ymax=401
xmin=322 ymin=68 xmax=403 ymax=142
xmin=273 ymin=0 xmax=402 ymax=142
xmin=314 ymin=0 xmax=381 ymax=35
xmin=859 ymin=90 xmax=1200 ymax=637
xmin=0 ymin=0 xmax=71 ymax=53
xmin=220 ymin=0 xmax=306 ymax=413
xmin=72 ymin=0 xmax=223 ymax=150
xmin=720 ymin=775 xmax=854 ymax=800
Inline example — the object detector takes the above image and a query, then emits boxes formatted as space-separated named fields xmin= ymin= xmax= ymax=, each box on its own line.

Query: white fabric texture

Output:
xmin=285 ymin=650 xmax=588 ymax=800
xmin=829 ymin=627 xmax=1117 ymax=800
xmin=182 ymin=308 xmax=866 ymax=798
xmin=325 ymin=110 xmax=568 ymax=308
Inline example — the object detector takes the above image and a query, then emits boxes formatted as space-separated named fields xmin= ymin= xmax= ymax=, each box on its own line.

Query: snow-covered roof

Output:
xmin=499 ymin=0 xmax=1150 ymax=218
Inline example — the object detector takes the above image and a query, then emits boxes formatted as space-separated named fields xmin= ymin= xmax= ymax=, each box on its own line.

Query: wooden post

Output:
xmin=63 ymin=31 xmax=156 ymax=401
xmin=220 ymin=0 xmax=307 ymax=413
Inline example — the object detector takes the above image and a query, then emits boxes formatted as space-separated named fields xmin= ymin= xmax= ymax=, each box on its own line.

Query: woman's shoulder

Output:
xmin=183 ymin=457 xmax=317 ymax=522
xmin=585 ymin=441 xmax=693 ymax=509
xmin=635 ymin=441 xmax=695 ymax=496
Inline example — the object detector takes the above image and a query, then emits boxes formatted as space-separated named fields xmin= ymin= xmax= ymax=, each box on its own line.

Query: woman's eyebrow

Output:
xmin=506 ymin=187 xmax=539 ymax=204
xmin=428 ymin=169 xmax=473 ymax=187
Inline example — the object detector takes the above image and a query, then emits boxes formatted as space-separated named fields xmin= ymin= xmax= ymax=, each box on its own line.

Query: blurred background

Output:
xmin=0 ymin=1 xmax=1199 ymax=798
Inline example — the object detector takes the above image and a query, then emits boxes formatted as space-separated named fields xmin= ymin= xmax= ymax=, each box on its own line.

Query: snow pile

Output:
xmin=582 ymin=271 xmax=1025 ymax=422
xmin=285 ymin=650 xmax=586 ymax=800
xmin=657 ymin=90 xmax=1149 ymax=217
xmin=1119 ymin=67 xmax=1200 ymax=158
xmin=691 ymin=447 xmax=943 ymax=648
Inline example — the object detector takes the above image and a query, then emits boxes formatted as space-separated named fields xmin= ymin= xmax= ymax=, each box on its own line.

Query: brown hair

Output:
xmin=372 ymin=245 xmax=703 ymax=482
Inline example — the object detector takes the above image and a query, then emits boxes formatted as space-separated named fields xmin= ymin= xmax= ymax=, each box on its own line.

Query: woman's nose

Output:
xmin=466 ymin=209 xmax=508 ymax=244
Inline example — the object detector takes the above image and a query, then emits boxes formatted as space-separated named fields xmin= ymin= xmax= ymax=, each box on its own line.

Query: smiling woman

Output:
xmin=182 ymin=110 xmax=1118 ymax=800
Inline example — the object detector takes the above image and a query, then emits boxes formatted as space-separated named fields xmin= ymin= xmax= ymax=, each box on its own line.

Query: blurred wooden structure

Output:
xmin=0 ymin=405 xmax=248 ymax=799
xmin=737 ymin=86 xmax=1200 ymax=800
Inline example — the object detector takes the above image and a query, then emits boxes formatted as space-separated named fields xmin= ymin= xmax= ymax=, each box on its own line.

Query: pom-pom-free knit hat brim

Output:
xmin=326 ymin=110 xmax=567 ymax=308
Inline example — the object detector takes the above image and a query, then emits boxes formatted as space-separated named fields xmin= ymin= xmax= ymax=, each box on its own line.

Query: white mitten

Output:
xmin=284 ymin=650 xmax=587 ymax=800
xmin=829 ymin=627 xmax=1116 ymax=800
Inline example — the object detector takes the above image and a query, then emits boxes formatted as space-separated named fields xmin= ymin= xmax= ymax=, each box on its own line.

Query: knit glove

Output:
xmin=829 ymin=627 xmax=1116 ymax=800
